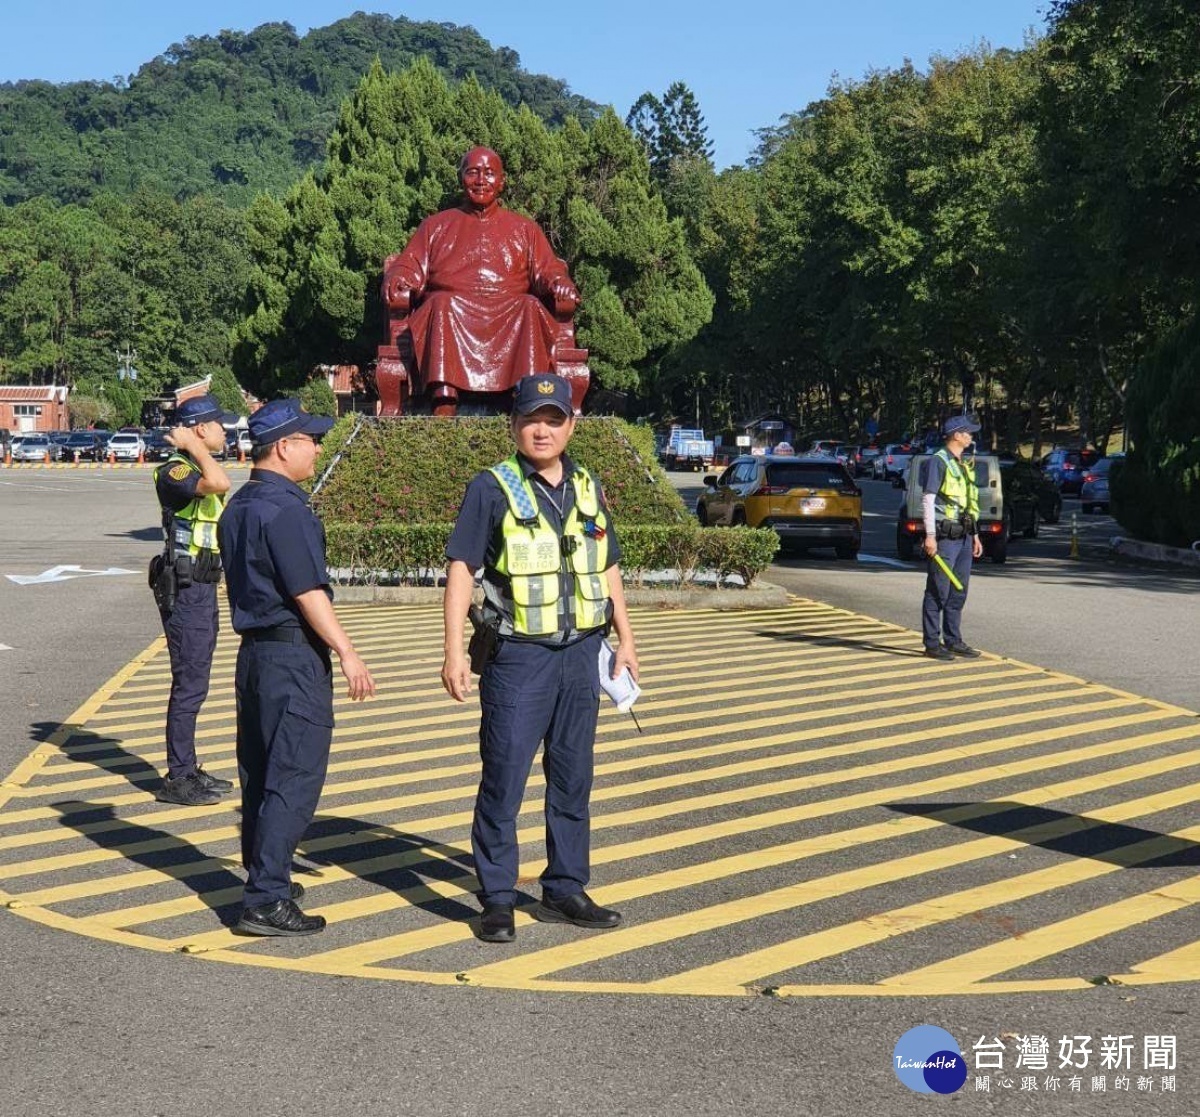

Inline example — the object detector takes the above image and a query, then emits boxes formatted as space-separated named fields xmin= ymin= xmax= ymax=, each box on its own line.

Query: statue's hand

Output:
xmin=550 ymin=279 xmax=579 ymax=316
xmin=382 ymin=274 xmax=413 ymax=313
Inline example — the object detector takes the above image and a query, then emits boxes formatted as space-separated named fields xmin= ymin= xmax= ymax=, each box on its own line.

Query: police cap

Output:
xmin=512 ymin=374 xmax=573 ymax=417
xmin=249 ymin=398 xmax=336 ymax=446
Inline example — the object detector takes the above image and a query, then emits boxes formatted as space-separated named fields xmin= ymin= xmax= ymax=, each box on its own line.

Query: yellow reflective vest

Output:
xmin=154 ymin=453 xmax=225 ymax=555
xmin=933 ymin=448 xmax=980 ymax=521
xmin=488 ymin=456 xmax=611 ymax=637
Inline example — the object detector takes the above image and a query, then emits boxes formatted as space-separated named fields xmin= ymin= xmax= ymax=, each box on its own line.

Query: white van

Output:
xmin=894 ymin=453 xmax=1032 ymax=565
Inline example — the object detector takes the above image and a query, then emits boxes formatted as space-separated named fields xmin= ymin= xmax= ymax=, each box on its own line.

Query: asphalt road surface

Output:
xmin=1 ymin=465 xmax=1198 ymax=1117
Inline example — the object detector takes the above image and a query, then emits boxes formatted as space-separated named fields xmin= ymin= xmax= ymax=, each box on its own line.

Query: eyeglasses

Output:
xmin=283 ymin=433 xmax=322 ymax=447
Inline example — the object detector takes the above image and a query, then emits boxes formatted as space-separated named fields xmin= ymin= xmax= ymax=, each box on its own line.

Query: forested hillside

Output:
xmin=0 ymin=13 xmax=597 ymax=206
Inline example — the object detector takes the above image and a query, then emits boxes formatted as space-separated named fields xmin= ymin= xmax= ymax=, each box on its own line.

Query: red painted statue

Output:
xmin=377 ymin=146 xmax=590 ymax=416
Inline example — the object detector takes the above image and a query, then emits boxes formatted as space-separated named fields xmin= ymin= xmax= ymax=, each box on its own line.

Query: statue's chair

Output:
xmin=373 ymin=260 xmax=590 ymax=417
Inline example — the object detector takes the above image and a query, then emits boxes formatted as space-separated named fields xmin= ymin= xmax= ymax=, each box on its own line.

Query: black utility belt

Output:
xmin=935 ymin=519 xmax=972 ymax=541
xmin=242 ymin=625 xmax=320 ymax=645
xmin=168 ymin=551 xmax=223 ymax=586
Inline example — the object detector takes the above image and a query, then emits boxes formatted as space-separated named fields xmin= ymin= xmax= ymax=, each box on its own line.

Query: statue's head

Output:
xmin=458 ymin=146 xmax=505 ymax=210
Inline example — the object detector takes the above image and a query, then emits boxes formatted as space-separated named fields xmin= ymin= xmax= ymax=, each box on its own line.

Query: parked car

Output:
xmin=1000 ymin=458 xmax=1062 ymax=524
xmin=1039 ymin=447 xmax=1101 ymax=494
xmin=142 ymin=429 xmax=174 ymax=462
xmin=107 ymin=431 xmax=145 ymax=462
xmin=11 ymin=433 xmax=57 ymax=462
xmin=859 ymin=445 xmax=883 ymax=475
xmin=808 ymin=439 xmax=846 ymax=458
xmin=874 ymin=442 xmax=916 ymax=482
xmin=896 ymin=453 xmax=1036 ymax=564
xmin=61 ymin=431 xmax=108 ymax=461
xmin=697 ymin=454 xmax=862 ymax=559
xmin=1080 ymin=456 xmax=1119 ymax=514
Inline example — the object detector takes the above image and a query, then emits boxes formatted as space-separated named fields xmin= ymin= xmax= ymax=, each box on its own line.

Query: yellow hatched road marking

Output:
xmin=0 ymin=697 xmax=1154 ymax=856
xmin=19 ymin=662 xmax=1045 ymax=795
xmin=183 ymin=718 xmax=1197 ymax=963
xmin=5 ymin=598 xmax=1200 ymax=999
xmin=36 ymin=716 xmax=1197 ymax=924
xmin=467 ymin=778 xmax=1200 ymax=989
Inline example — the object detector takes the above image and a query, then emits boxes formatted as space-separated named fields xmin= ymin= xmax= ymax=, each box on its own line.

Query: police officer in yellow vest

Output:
xmin=921 ymin=414 xmax=984 ymax=660
xmin=442 ymin=373 xmax=639 ymax=943
xmin=152 ymin=394 xmax=236 ymax=806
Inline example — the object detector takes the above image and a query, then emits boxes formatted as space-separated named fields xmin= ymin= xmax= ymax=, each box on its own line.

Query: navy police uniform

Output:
xmin=921 ymin=414 xmax=983 ymax=658
xmin=448 ymin=451 xmax=622 ymax=908
xmin=152 ymin=393 xmax=237 ymax=805
xmin=219 ymin=402 xmax=336 ymax=912
xmin=155 ymin=459 xmax=221 ymax=779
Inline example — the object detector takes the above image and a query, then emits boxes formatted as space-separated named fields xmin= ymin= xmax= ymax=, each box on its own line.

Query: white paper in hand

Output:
xmin=598 ymin=638 xmax=641 ymax=713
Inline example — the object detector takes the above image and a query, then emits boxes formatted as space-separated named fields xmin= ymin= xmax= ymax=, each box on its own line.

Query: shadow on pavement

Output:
xmin=889 ymin=801 xmax=1200 ymax=867
xmin=753 ymin=629 xmax=925 ymax=659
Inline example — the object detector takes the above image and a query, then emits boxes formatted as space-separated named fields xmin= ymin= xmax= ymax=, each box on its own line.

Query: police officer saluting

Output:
xmin=219 ymin=399 xmax=376 ymax=936
xmin=442 ymin=373 xmax=639 ymax=944
xmin=921 ymin=414 xmax=985 ymax=660
xmin=152 ymin=394 xmax=237 ymax=807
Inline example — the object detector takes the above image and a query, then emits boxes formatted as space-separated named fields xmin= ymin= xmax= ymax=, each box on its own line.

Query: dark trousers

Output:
xmin=235 ymin=635 xmax=334 ymax=909
xmin=160 ymin=581 xmax=219 ymax=779
xmin=922 ymin=534 xmax=973 ymax=648
xmin=473 ymin=630 xmax=602 ymax=907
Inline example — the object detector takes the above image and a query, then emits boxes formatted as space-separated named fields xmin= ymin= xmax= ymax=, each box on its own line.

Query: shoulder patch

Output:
xmin=169 ymin=464 xmax=191 ymax=482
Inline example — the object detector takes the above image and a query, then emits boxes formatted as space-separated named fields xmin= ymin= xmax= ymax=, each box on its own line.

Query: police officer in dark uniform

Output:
xmin=921 ymin=414 xmax=985 ymax=660
xmin=152 ymin=394 xmax=236 ymax=807
xmin=219 ymin=399 xmax=376 ymax=936
xmin=442 ymin=373 xmax=639 ymax=944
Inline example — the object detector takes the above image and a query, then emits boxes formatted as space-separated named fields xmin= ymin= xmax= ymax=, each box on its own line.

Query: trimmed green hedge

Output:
xmin=324 ymin=522 xmax=780 ymax=587
xmin=313 ymin=415 xmax=688 ymax=526
xmin=316 ymin=417 xmax=780 ymax=587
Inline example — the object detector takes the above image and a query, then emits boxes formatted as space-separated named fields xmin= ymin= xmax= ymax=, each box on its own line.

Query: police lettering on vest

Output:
xmin=488 ymin=456 xmax=611 ymax=637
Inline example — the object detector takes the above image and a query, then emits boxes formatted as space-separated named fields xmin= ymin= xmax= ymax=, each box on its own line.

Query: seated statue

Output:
xmin=378 ymin=146 xmax=589 ymax=416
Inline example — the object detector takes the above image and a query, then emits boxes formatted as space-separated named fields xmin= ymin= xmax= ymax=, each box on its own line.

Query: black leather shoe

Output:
xmin=235 ymin=898 xmax=325 ymax=937
xmin=944 ymin=642 xmax=982 ymax=658
xmin=155 ymin=773 xmax=222 ymax=807
xmin=289 ymin=882 xmax=305 ymax=901
xmin=535 ymin=891 xmax=622 ymax=929
xmin=478 ymin=903 xmax=516 ymax=943
xmin=923 ymin=645 xmax=954 ymax=661
xmin=195 ymin=766 xmax=234 ymax=793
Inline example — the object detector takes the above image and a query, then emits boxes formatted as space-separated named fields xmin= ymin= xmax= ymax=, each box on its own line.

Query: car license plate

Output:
xmin=800 ymin=497 xmax=826 ymax=513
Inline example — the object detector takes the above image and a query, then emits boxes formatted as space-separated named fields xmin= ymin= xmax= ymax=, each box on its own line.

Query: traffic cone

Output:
xmin=1069 ymin=513 xmax=1080 ymax=560
xmin=43 ymin=448 xmax=50 ymax=465
xmin=238 ymin=444 xmax=246 ymax=464
xmin=3 ymin=447 xmax=10 ymax=466
xmin=137 ymin=447 xmax=144 ymax=465
xmin=108 ymin=448 xmax=115 ymax=466
xmin=73 ymin=450 xmax=80 ymax=465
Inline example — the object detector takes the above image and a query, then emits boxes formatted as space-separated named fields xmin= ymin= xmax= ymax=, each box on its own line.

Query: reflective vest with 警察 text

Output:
xmin=488 ymin=457 xmax=611 ymax=637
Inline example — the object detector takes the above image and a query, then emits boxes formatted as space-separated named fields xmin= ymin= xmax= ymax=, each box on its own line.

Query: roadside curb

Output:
xmin=335 ymin=579 xmax=790 ymax=610
xmin=1109 ymin=535 xmax=1200 ymax=571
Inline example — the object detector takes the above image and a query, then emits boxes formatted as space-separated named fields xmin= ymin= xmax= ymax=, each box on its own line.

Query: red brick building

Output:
xmin=0 ymin=385 xmax=70 ymax=433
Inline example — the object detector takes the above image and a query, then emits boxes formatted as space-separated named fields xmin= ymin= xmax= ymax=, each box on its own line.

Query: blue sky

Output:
xmin=0 ymin=1 xmax=1051 ymax=168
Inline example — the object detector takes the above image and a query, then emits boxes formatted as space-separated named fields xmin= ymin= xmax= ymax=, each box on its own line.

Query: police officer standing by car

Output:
xmin=219 ymin=399 xmax=376 ymax=937
xmin=442 ymin=373 xmax=639 ymax=944
xmin=921 ymin=414 xmax=984 ymax=660
xmin=152 ymin=394 xmax=236 ymax=807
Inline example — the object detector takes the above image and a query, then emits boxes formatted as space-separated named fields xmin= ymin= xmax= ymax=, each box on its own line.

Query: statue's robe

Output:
xmin=385 ymin=205 xmax=572 ymax=394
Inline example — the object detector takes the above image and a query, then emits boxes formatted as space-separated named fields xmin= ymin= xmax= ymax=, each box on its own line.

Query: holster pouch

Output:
xmin=467 ymin=604 xmax=500 ymax=675
xmin=173 ymin=553 xmax=194 ymax=589
xmin=192 ymin=550 xmax=223 ymax=584
xmin=149 ymin=553 xmax=178 ymax=614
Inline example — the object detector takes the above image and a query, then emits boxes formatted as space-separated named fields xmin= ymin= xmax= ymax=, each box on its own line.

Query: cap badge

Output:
xmin=537 ymin=380 xmax=555 ymax=395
